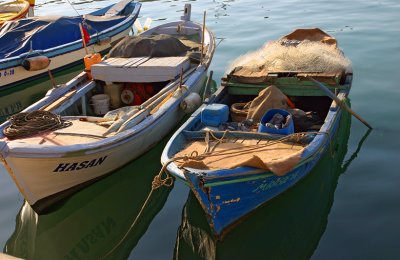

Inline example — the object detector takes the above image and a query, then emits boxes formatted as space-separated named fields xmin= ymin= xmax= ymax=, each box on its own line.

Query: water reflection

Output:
xmin=174 ymin=111 xmax=358 ymax=259
xmin=4 ymin=141 xmax=172 ymax=259
xmin=0 ymin=65 xmax=82 ymax=122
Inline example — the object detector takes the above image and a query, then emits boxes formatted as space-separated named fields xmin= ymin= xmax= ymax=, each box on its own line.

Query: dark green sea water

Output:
xmin=1 ymin=0 xmax=399 ymax=259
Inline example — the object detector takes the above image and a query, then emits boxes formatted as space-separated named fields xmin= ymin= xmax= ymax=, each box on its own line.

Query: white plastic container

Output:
xmin=104 ymin=83 xmax=123 ymax=109
xmin=91 ymin=94 xmax=110 ymax=115
xmin=180 ymin=92 xmax=201 ymax=113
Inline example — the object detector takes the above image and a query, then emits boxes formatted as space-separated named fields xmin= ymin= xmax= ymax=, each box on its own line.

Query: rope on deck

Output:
xmin=3 ymin=111 xmax=72 ymax=140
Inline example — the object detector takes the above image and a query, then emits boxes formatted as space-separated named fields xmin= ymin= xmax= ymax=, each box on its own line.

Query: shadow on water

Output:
xmin=0 ymin=65 xmax=83 ymax=123
xmin=3 ymin=139 xmax=172 ymax=260
xmin=174 ymin=110 xmax=368 ymax=260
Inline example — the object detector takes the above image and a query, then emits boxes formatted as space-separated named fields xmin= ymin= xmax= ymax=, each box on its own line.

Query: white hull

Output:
xmin=1 ymin=75 xmax=205 ymax=206
xmin=0 ymin=10 xmax=215 ymax=209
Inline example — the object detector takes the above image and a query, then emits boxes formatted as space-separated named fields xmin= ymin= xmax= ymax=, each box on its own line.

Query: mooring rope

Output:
xmin=101 ymin=129 xmax=332 ymax=258
xmin=3 ymin=111 xmax=72 ymax=140
xmin=101 ymin=160 xmax=176 ymax=259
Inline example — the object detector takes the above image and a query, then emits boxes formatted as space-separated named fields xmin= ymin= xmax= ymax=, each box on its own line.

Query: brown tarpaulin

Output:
xmin=245 ymin=85 xmax=289 ymax=122
xmin=280 ymin=28 xmax=337 ymax=48
xmin=174 ymin=139 xmax=305 ymax=176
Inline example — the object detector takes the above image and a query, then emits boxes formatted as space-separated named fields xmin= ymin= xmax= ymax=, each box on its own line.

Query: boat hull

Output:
xmin=0 ymin=1 xmax=141 ymax=91
xmin=186 ymin=148 xmax=328 ymax=237
xmin=0 ymin=75 xmax=206 ymax=210
xmin=0 ymin=9 xmax=216 ymax=212
xmin=5 ymin=145 xmax=173 ymax=259
xmin=0 ymin=29 xmax=131 ymax=91
xmin=161 ymin=80 xmax=349 ymax=237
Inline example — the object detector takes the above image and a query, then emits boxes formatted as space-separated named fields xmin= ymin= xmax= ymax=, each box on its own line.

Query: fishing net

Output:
xmin=227 ymin=40 xmax=352 ymax=74
xmin=227 ymin=28 xmax=352 ymax=75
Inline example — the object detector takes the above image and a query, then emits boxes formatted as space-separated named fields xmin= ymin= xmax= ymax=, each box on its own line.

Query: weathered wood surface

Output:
xmin=91 ymin=56 xmax=190 ymax=83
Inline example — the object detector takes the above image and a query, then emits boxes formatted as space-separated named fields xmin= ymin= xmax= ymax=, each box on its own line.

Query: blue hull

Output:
xmin=185 ymin=107 xmax=341 ymax=237
xmin=162 ymin=77 xmax=351 ymax=238
xmin=175 ymin=110 xmax=353 ymax=257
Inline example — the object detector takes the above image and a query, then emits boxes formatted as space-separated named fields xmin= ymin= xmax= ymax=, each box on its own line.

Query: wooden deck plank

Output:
xmin=122 ymin=57 xmax=147 ymax=67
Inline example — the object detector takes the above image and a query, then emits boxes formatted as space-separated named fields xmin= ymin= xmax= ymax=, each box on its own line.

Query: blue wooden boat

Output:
xmin=161 ymin=28 xmax=353 ymax=238
xmin=174 ymin=111 xmax=352 ymax=257
xmin=0 ymin=0 xmax=141 ymax=91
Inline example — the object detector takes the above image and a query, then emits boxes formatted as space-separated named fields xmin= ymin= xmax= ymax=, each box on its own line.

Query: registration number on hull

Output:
xmin=0 ymin=69 xmax=15 ymax=77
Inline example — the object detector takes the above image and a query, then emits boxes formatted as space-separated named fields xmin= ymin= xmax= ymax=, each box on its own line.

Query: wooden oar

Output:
xmin=103 ymin=68 xmax=196 ymax=135
xmin=43 ymin=89 xmax=77 ymax=111
xmin=140 ymin=67 xmax=196 ymax=108
xmin=150 ymin=68 xmax=185 ymax=114
xmin=117 ymin=88 xmax=176 ymax=133
xmin=309 ymin=77 xmax=372 ymax=129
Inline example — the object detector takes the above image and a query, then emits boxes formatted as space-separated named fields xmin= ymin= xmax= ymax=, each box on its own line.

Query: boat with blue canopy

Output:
xmin=0 ymin=0 xmax=141 ymax=91
xmin=161 ymin=28 xmax=353 ymax=238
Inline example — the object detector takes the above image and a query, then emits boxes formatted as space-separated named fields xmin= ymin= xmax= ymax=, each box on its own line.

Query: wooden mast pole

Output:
xmin=200 ymin=11 xmax=206 ymax=64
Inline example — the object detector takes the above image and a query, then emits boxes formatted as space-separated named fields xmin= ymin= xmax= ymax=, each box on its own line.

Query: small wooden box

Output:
xmin=91 ymin=56 xmax=190 ymax=83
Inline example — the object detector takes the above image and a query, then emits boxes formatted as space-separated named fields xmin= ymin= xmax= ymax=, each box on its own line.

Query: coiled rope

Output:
xmin=3 ymin=111 xmax=72 ymax=140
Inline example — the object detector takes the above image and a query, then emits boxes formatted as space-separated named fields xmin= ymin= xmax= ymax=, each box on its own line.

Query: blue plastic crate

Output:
xmin=201 ymin=104 xmax=229 ymax=127
xmin=258 ymin=108 xmax=294 ymax=135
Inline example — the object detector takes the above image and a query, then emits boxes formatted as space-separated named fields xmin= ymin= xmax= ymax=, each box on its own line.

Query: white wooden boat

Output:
xmin=0 ymin=4 xmax=215 ymax=212
xmin=0 ymin=0 xmax=31 ymax=27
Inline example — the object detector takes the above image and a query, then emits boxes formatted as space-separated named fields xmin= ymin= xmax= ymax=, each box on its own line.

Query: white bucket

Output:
xmin=91 ymin=94 xmax=110 ymax=115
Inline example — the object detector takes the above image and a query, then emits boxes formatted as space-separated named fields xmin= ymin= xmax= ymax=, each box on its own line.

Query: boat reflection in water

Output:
xmin=174 ymin=110 xmax=364 ymax=259
xmin=0 ymin=65 xmax=82 ymax=122
xmin=3 ymin=141 xmax=172 ymax=259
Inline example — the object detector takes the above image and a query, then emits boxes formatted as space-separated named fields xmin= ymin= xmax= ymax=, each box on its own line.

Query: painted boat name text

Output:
xmin=53 ymin=156 xmax=108 ymax=173
xmin=252 ymin=172 xmax=299 ymax=193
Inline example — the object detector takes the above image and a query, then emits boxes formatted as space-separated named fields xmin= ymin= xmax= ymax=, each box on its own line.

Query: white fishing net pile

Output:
xmin=227 ymin=40 xmax=352 ymax=74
